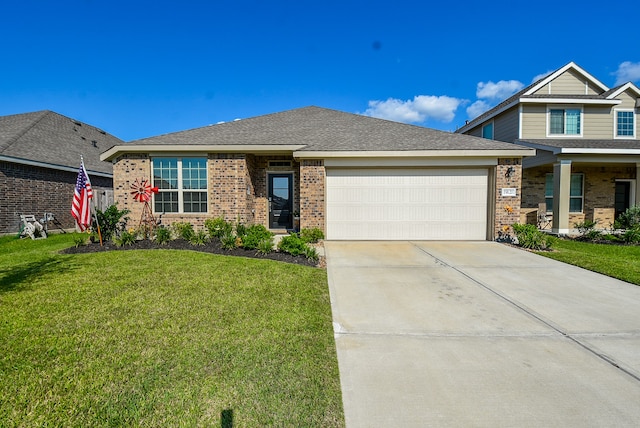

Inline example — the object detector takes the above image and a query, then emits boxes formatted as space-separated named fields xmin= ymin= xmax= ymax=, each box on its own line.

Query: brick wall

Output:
xmin=247 ymin=156 xmax=300 ymax=229
xmin=209 ymin=154 xmax=251 ymax=223
xmin=1 ymin=161 xmax=112 ymax=234
xmin=112 ymin=154 xmax=151 ymax=230
xmin=112 ymin=153 xmax=307 ymax=232
xmin=494 ymin=158 xmax=523 ymax=238
xmin=299 ymin=160 xmax=325 ymax=232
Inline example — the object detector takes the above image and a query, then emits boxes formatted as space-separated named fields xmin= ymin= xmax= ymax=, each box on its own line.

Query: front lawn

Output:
xmin=0 ymin=234 xmax=344 ymax=426
xmin=535 ymin=239 xmax=640 ymax=285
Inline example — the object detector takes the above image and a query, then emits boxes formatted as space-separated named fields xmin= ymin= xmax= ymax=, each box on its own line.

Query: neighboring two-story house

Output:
xmin=457 ymin=62 xmax=640 ymax=234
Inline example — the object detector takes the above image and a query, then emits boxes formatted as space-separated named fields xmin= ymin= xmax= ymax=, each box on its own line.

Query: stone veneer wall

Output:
xmin=299 ymin=160 xmax=325 ymax=232
xmin=494 ymin=158 xmax=523 ymax=238
xmin=0 ymin=161 xmax=112 ymax=234
xmin=520 ymin=165 xmax=636 ymax=228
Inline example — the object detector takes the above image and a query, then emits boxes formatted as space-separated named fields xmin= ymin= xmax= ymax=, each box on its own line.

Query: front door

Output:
xmin=615 ymin=181 xmax=631 ymax=219
xmin=268 ymin=173 xmax=293 ymax=229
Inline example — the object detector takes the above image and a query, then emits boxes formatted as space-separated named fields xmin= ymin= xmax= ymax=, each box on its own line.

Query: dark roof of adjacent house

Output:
xmin=0 ymin=110 xmax=122 ymax=175
xmin=104 ymin=106 xmax=527 ymax=158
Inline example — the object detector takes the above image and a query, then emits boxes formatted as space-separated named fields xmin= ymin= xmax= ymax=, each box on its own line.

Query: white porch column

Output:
xmin=552 ymin=160 xmax=572 ymax=234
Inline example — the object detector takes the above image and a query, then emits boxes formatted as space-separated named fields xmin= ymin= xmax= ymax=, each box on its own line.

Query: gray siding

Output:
xmin=493 ymin=108 xmax=519 ymax=142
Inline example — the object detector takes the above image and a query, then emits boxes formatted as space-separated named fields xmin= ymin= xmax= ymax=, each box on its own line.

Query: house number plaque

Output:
xmin=501 ymin=188 xmax=517 ymax=197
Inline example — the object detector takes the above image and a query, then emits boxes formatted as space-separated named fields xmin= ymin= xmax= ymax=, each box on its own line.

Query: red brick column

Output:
xmin=299 ymin=160 xmax=325 ymax=232
xmin=495 ymin=158 xmax=522 ymax=239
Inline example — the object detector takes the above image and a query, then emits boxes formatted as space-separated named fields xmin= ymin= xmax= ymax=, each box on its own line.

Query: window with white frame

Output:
xmin=481 ymin=122 xmax=494 ymax=139
xmin=152 ymin=157 xmax=208 ymax=213
xmin=615 ymin=110 xmax=635 ymax=138
xmin=548 ymin=107 xmax=582 ymax=136
xmin=545 ymin=173 xmax=584 ymax=213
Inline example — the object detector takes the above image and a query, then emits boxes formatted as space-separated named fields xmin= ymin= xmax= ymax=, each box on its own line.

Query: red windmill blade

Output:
xmin=130 ymin=178 xmax=159 ymax=203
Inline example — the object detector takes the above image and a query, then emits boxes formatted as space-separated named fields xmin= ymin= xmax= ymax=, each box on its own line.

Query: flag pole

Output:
xmin=93 ymin=203 xmax=104 ymax=246
xmin=82 ymin=156 xmax=103 ymax=246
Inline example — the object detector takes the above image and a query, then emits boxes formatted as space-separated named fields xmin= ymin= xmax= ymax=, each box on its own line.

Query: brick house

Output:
xmin=0 ymin=111 xmax=120 ymax=235
xmin=101 ymin=106 xmax=533 ymax=240
xmin=456 ymin=62 xmax=640 ymax=234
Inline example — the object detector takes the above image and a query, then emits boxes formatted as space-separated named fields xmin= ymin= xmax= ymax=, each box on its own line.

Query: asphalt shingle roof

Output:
xmin=0 ymin=110 xmax=122 ymax=175
xmin=125 ymin=106 xmax=523 ymax=152
xmin=517 ymin=139 xmax=640 ymax=150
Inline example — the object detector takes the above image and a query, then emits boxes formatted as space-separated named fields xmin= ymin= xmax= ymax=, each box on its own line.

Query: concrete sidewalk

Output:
xmin=325 ymin=241 xmax=640 ymax=427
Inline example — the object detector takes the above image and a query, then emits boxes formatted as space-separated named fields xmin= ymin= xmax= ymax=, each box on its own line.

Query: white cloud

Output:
xmin=363 ymin=95 xmax=465 ymax=124
xmin=613 ymin=61 xmax=640 ymax=85
xmin=476 ymin=80 xmax=524 ymax=100
xmin=466 ymin=100 xmax=491 ymax=120
xmin=531 ymin=70 xmax=553 ymax=84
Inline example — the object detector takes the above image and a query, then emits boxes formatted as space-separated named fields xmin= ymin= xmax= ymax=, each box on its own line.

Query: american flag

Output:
xmin=71 ymin=161 xmax=93 ymax=231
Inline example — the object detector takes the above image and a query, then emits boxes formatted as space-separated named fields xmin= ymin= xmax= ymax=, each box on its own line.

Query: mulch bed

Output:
xmin=61 ymin=239 xmax=321 ymax=268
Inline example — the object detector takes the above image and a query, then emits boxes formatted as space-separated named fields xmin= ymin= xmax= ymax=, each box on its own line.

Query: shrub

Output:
xmin=94 ymin=204 xmax=130 ymax=241
xmin=242 ymin=224 xmax=274 ymax=250
xmin=512 ymin=223 xmax=555 ymax=250
xmin=256 ymin=237 xmax=275 ymax=254
xmin=622 ymin=225 xmax=640 ymax=244
xmin=574 ymin=220 xmax=601 ymax=241
xmin=235 ymin=221 xmax=247 ymax=239
xmin=220 ymin=232 xmax=238 ymax=250
xmin=189 ymin=230 xmax=208 ymax=246
xmin=602 ymin=234 xmax=622 ymax=243
xmin=303 ymin=245 xmax=319 ymax=262
xmin=154 ymin=226 xmax=172 ymax=245
xmin=113 ymin=229 xmax=137 ymax=247
xmin=205 ymin=217 xmax=232 ymax=238
xmin=173 ymin=222 xmax=195 ymax=241
xmin=299 ymin=228 xmax=324 ymax=243
xmin=72 ymin=233 xmax=88 ymax=248
xmin=278 ymin=234 xmax=308 ymax=256
xmin=584 ymin=229 xmax=602 ymax=241
xmin=614 ymin=205 xmax=640 ymax=230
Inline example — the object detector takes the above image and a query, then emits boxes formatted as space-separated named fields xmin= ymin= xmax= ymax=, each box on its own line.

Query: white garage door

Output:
xmin=326 ymin=168 xmax=488 ymax=240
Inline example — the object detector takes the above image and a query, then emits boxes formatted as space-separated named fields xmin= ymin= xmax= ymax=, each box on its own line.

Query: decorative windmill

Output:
xmin=130 ymin=178 xmax=159 ymax=236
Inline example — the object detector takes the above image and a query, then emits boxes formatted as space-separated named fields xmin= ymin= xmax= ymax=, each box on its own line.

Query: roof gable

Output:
xmin=523 ymin=62 xmax=609 ymax=96
xmin=605 ymin=82 xmax=640 ymax=99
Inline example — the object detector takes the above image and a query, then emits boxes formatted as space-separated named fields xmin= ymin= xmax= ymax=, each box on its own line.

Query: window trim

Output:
xmin=614 ymin=109 xmax=636 ymax=139
xmin=545 ymin=173 xmax=584 ymax=213
xmin=546 ymin=105 xmax=583 ymax=138
xmin=152 ymin=157 xmax=208 ymax=214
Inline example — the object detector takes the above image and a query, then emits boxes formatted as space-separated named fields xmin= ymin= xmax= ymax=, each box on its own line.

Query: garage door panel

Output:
xmin=326 ymin=168 xmax=488 ymax=240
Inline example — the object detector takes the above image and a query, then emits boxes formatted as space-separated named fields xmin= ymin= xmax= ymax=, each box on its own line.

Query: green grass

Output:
xmin=0 ymin=234 xmax=344 ymax=427
xmin=536 ymin=239 xmax=640 ymax=285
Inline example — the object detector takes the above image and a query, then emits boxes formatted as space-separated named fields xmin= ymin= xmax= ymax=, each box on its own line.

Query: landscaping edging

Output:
xmin=61 ymin=238 xmax=324 ymax=268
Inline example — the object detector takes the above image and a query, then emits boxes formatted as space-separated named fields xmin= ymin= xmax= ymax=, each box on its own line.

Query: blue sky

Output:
xmin=2 ymin=0 xmax=640 ymax=141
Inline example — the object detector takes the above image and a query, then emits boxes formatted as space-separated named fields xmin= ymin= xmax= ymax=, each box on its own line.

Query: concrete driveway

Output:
xmin=325 ymin=241 xmax=640 ymax=427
